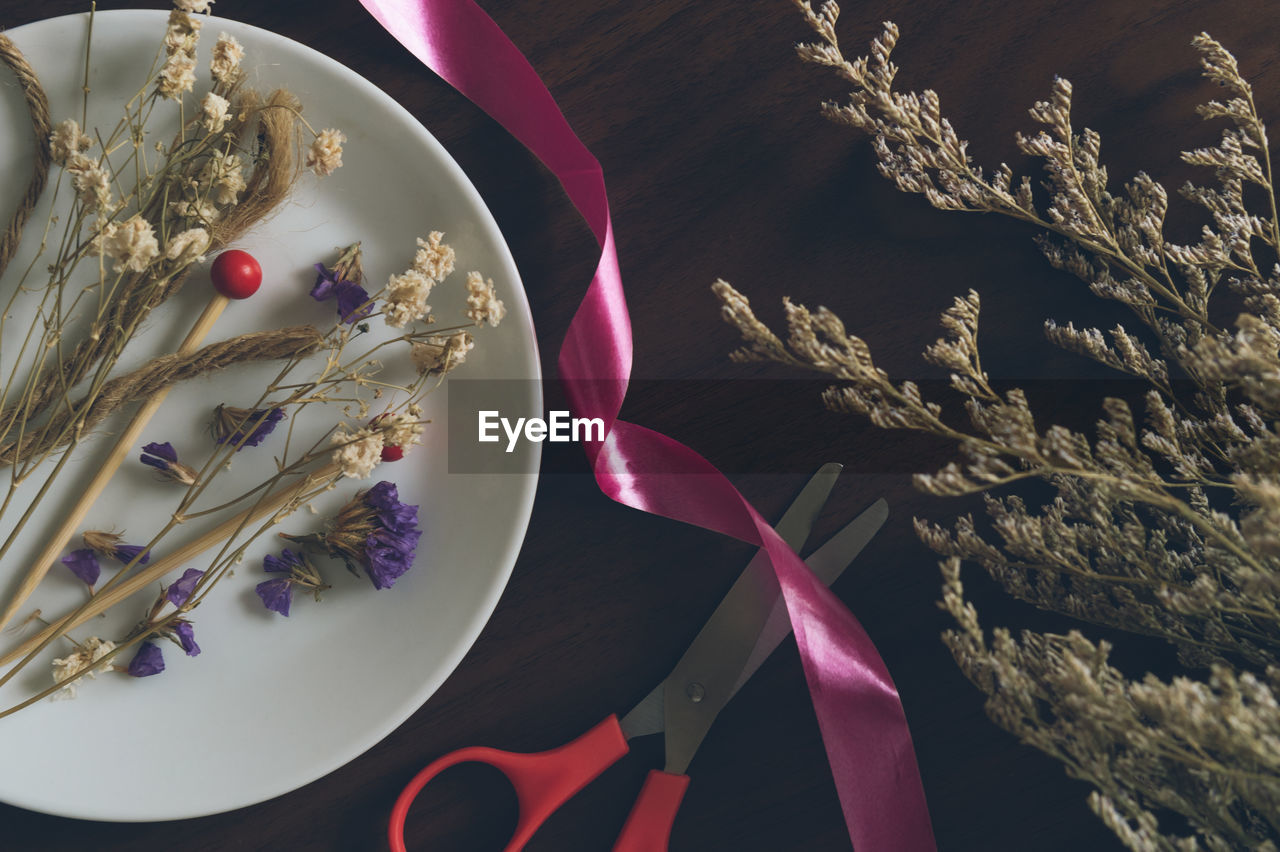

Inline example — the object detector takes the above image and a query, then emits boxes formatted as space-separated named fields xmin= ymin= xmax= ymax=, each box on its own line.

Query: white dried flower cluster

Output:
xmin=162 ymin=9 xmax=201 ymax=58
xmin=164 ymin=227 xmax=210 ymax=264
xmin=198 ymin=150 xmax=247 ymax=206
xmin=306 ymin=128 xmax=345 ymax=177
xmin=331 ymin=426 xmax=384 ymax=479
xmin=64 ymin=153 xmax=114 ymax=212
xmin=411 ymin=331 xmax=473 ymax=377
xmin=200 ymin=91 xmax=230 ymax=133
xmin=383 ymin=269 xmax=434 ymax=329
xmin=713 ymin=9 xmax=1280 ymax=849
xmin=378 ymin=408 xmax=424 ymax=449
xmin=170 ymin=198 xmax=221 ymax=225
xmin=209 ymin=33 xmax=244 ymax=87
xmin=383 ymin=232 xmax=458 ymax=328
xmin=465 ymin=271 xmax=505 ymax=327
xmin=158 ymin=10 xmax=201 ymax=101
xmin=93 ymin=215 xmax=160 ymax=273
xmin=48 ymin=119 xmax=92 ymax=166
xmin=50 ymin=636 xmax=116 ymax=700
xmin=414 ymin=231 xmax=456 ymax=281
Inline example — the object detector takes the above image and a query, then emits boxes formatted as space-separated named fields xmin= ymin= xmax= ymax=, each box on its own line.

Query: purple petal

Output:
xmin=379 ymin=502 xmax=420 ymax=536
xmin=364 ymin=481 xmax=399 ymax=509
xmin=173 ymin=621 xmax=201 ymax=657
xmin=60 ymin=549 xmax=101 ymax=585
xmin=165 ymin=568 xmax=204 ymax=607
xmin=255 ymin=578 xmax=293 ymax=616
xmin=216 ymin=407 xmax=285 ymax=450
xmin=263 ymin=548 xmax=303 ymax=574
xmin=141 ymin=441 xmax=177 ymax=462
xmin=113 ymin=544 xmax=150 ymax=565
xmin=365 ymin=482 xmax=420 ymax=535
xmin=363 ymin=527 xmax=419 ymax=590
xmin=140 ymin=453 xmax=170 ymax=471
xmin=310 ymin=263 xmax=338 ymax=300
xmin=335 ymin=281 xmax=374 ymax=322
xmin=127 ymin=642 xmax=165 ymax=677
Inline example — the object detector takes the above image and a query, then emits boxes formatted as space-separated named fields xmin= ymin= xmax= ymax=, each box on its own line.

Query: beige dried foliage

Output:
xmin=714 ymin=6 xmax=1280 ymax=848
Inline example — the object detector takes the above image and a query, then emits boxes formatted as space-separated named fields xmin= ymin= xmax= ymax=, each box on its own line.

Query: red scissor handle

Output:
xmin=613 ymin=770 xmax=691 ymax=852
xmin=388 ymin=714 xmax=630 ymax=852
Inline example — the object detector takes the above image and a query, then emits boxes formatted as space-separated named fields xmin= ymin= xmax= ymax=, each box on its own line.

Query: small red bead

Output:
xmin=381 ymin=445 xmax=404 ymax=462
xmin=210 ymin=250 xmax=263 ymax=300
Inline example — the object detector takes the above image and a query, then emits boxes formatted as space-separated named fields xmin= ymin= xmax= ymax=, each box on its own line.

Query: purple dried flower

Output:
xmin=213 ymin=405 xmax=286 ymax=450
xmin=83 ymin=531 xmax=151 ymax=566
xmin=140 ymin=441 xmax=197 ymax=485
xmin=255 ymin=578 xmax=293 ymax=616
xmin=311 ymin=263 xmax=373 ymax=323
xmin=172 ymin=620 xmax=201 ymax=657
xmin=310 ymin=263 xmax=340 ymax=300
xmin=255 ymin=548 xmax=327 ymax=616
xmin=165 ymin=568 xmax=204 ymax=608
xmin=335 ymin=283 xmax=374 ymax=322
xmin=263 ymin=548 xmax=305 ymax=574
xmin=128 ymin=642 xmax=165 ymax=677
xmin=61 ymin=549 xmax=101 ymax=586
xmin=364 ymin=528 xmax=417 ymax=589
xmin=141 ymin=441 xmax=177 ymax=464
xmin=364 ymin=481 xmax=419 ymax=535
xmin=113 ymin=544 xmax=150 ymax=565
xmin=315 ymin=481 xmax=421 ymax=590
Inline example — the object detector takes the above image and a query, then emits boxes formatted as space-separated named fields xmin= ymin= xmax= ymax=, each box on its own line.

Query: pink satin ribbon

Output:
xmin=357 ymin=1 xmax=936 ymax=848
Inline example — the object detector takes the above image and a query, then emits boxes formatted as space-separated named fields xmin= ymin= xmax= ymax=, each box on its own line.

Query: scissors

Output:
xmin=388 ymin=462 xmax=886 ymax=851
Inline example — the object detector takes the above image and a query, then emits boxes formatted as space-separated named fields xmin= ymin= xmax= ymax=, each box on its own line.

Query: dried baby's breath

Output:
xmin=383 ymin=268 xmax=433 ymax=329
xmin=464 ymin=271 xmax=505 ymax=327
xmin=50 ymin=637 xmax=115 ymax=700
xmin=306 ymin=128 xmax=345 ymax=177
xmin=330 ymin=426 xmax=383 ymax=479
xmin=199 ymin=91 xmax=230 ymax=133
xmin=98 ymin=215 xmax=160 ymax=273
xmin=48 ymin=119 xmax=91 ymax=166
xmin=209 ymin=33 xmax=243 ymax=86
xmin=412 ymin=331 xmax=472 ymax=376
xmin=414 ymin=231 xmax=455 ymax=281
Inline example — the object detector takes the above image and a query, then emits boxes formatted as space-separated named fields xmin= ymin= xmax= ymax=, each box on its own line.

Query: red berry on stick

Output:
xmin=210 ymin=250 xmax=262 ymax=300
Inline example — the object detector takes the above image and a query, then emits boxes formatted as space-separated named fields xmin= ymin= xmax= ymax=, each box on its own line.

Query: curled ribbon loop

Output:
xmin=357 ymin=1 xmax=936 ymax=848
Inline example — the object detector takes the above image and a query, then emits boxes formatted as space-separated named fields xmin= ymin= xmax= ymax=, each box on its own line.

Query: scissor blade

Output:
xmin=656 ymin=497 xmax=888 ymax=775
xmin=618 ymin=464 xmax=842 ymax=742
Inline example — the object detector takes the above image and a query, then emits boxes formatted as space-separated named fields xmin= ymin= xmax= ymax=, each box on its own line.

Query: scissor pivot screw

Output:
xmin=685 ymin=682 xmax=705 ymax=703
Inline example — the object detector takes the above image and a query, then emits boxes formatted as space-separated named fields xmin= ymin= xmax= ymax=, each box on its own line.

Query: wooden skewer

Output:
xmin=0 ymin=295 xmax=229 ymax=632
xmin=0 ymin=461 xmax=338 ymax=670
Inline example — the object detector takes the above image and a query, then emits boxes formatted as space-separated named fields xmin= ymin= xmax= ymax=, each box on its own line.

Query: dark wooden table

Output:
xmin=2 ymin=0 xmax=1275 ymax=849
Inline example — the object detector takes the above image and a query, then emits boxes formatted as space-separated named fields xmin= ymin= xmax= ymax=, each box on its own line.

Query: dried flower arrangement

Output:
xmin=714 ymin=3 xmax=1280 ymax=849
xmin=0 ymin=6 xmax=503 ymax=715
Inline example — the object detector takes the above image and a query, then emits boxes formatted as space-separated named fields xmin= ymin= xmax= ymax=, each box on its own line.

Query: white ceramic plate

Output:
xmin=0 ymin=9 xmax=540 ymax=821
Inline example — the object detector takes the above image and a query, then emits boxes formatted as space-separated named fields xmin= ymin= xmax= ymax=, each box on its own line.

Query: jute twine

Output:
xmin=0 ymin=32 xmax=51 ymax=281
xmin=0 ymin=325 xmax=326 ymax=464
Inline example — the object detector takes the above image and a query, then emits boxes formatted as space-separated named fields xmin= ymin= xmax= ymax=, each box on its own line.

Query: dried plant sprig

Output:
xmin=0 ymin=231 xmax=500 ymax=713
xmin=0 ymin=6 xmax=345 ymax=642
xmin=0 ymin=325 xmax=323 ymax=465
xmin=709 ymin=9 xmax=1280 ymax=849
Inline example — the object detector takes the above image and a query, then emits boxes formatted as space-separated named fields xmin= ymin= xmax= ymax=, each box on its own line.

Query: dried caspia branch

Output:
xmin=710 ymin=8 xmax=1280 ymax=848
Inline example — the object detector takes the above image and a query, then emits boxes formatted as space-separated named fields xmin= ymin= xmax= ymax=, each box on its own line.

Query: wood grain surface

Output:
xmin=1 ymin=1 xmax=1275 ymax=849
